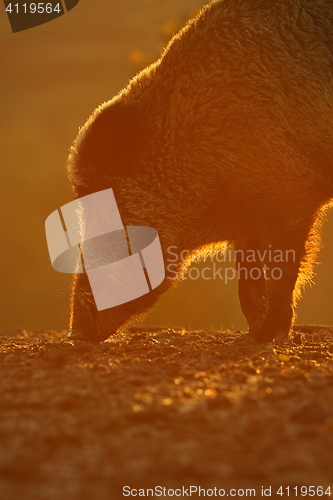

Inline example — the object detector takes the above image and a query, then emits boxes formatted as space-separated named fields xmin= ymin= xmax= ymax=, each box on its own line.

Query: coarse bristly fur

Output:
xmin=67 ymin=0 xmax=333 ymax=343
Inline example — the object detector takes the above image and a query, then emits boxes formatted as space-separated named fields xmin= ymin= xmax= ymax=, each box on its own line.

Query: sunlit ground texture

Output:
xmin=0 ymin=326 xmax=332 ymax=499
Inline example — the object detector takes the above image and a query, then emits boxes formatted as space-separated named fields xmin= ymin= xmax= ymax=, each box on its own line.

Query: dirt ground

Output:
xmin=0 ymin=326 xmax=333 ymax=500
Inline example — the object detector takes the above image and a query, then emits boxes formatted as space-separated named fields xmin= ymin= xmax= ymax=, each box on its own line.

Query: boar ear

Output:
xmin=77 ymin=100 xmax=146 ymax=179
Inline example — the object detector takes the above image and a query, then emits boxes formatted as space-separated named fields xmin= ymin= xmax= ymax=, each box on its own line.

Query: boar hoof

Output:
xmin=67 ymin=331 xmax=103 ymax=343
xmin=251 ymin=326 xmax=290 ymax=344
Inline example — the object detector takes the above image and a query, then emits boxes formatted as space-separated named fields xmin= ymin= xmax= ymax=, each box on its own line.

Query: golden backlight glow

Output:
xmin=1 ymin=0 xmax=333 ymax=332
xmin=1 ymin=1 xmax=333 ymax=496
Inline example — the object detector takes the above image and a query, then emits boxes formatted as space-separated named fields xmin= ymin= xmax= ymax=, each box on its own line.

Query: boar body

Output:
xmin=67 ymin=0 xmax=333 ymax=343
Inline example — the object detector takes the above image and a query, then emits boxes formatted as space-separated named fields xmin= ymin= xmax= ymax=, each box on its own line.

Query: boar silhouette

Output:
xmin=67 ymin=0 xmax=333 ymax=343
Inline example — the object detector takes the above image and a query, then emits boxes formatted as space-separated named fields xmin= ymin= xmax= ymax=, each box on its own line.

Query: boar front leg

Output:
xmin=235 ymin=240 xmax=268 ymax=335
xmin=68 ymin=273 xmax=104 ymax=342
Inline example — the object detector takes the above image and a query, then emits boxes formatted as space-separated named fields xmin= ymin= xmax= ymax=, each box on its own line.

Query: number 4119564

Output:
xmin=5 ymin=3 xmax=62 ymax=14
xmin=276 ymin=485 xmax=332 ymax=496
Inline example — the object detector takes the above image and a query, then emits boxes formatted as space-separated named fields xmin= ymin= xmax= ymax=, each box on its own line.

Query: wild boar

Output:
xmin=67 ymin=0 xmax=333 ymax=343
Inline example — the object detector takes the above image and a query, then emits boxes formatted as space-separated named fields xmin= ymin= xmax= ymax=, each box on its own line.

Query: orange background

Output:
xmin=1 ymin=0 xmax=333 ymax=332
